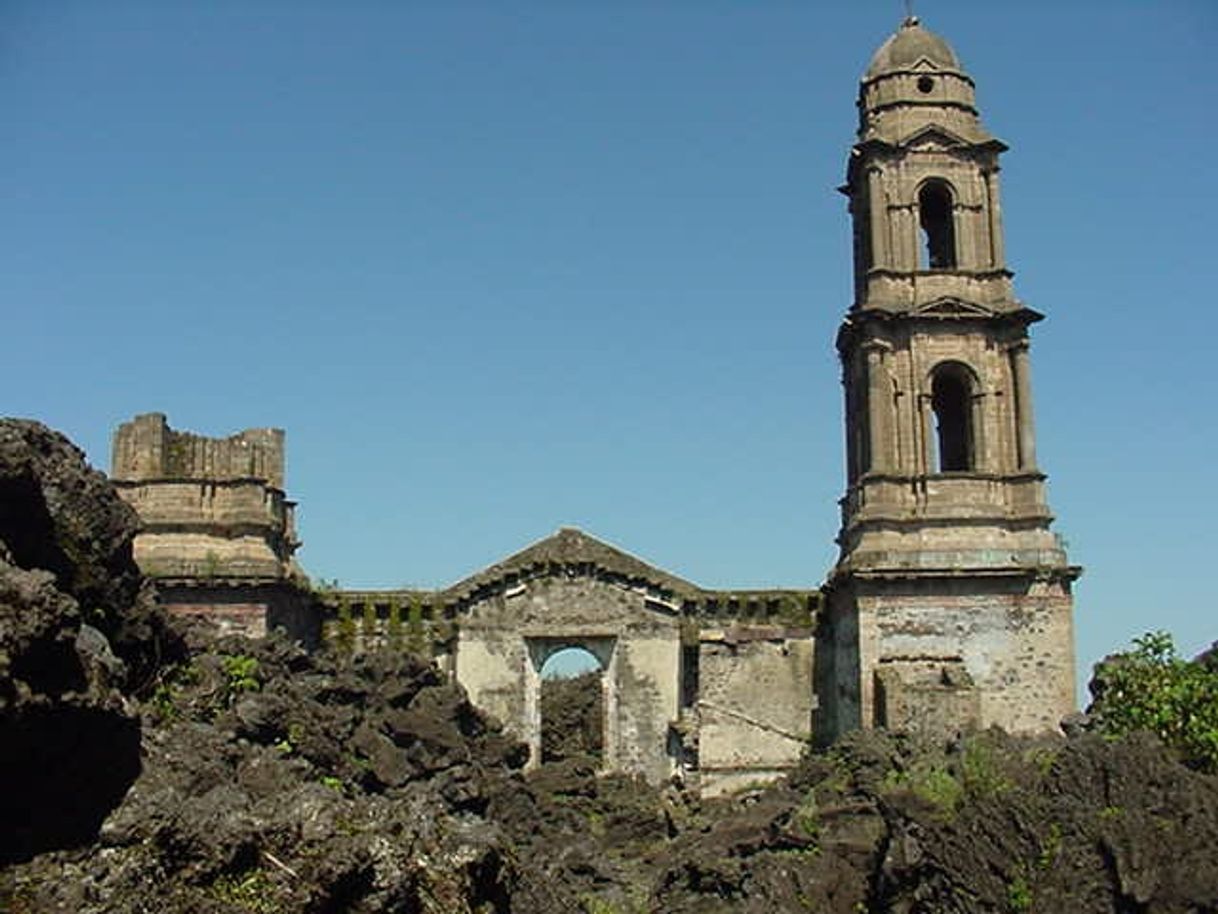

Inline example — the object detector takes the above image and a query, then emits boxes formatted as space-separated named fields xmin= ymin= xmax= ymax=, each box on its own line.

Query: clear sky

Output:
xmin=4 ymin=1 xmax=1216 ymax=703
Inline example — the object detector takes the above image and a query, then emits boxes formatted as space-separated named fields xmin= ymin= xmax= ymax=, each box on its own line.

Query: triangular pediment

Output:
xmin=910 ymin=297 xmax=1000 ymax=319
xmin=900 ymin=124 xmax=971 ymax=151
xmin=444 ymin=527 xmax=701 ymax=602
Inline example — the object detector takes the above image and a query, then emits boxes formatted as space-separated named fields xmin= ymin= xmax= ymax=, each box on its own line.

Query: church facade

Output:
xmin=111 ymin=18 xmax=1077 ymax=793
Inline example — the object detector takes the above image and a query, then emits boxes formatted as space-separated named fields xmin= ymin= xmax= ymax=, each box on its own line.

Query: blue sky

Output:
xmin=4 ymin=1 xmax=1216 ymax=703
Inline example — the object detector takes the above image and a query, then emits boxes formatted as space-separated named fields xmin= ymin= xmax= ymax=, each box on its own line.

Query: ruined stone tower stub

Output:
xmin=110 ymin=413 xmax=316 ymax=643
xmin=818 ymin=17 xmax=1080 ymax=743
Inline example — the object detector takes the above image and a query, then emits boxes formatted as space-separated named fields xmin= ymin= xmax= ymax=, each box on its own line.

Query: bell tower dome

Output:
xmin=817 ymin=18 xmax=1079 ymax=743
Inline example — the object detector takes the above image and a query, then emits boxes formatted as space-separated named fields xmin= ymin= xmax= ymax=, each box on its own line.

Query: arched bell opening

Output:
xmin=930 ymin=362 xmax=975 ymax=472
xmin=918 ymin=180 xmax=957 ymax=270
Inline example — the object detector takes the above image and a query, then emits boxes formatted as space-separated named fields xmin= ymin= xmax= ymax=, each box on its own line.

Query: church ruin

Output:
xmin=110 ymin=18 xmax=1078 ymax=795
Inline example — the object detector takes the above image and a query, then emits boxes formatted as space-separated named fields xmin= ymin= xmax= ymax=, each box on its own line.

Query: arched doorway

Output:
xmin=524 ymin=636 xmax=617 ymax=771
xmin=540 ymin=646 xmax=605 ymax=764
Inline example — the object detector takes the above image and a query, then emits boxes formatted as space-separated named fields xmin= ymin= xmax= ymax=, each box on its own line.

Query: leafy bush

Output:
xmin=1088 ymin=631 xmax=1218 ymax=772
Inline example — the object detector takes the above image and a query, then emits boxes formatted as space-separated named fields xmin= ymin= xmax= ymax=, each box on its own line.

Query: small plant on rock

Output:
xmin=221 ymin=654 xmax=261 ymax=702
xmin=1007 ymin=871 xmax=1032 ymax=912
xmin=210 ymin=867 xmax=281 ymax=913
xmin=960 ymin=737 xmax=1012 ymax=798
xmin=882 ymin=762 xmax=962 ymax=820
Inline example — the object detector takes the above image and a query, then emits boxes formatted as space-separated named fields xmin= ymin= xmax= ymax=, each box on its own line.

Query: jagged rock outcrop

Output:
xmin=0 ymin=419 xmax=182 ymax=862
xmin=7 ymin=630 xmax=581 ymax=913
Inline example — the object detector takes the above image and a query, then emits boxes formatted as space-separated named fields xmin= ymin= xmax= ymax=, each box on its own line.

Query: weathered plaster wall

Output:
xmin=455 ymin=630 xmax=530 ymax=741
xmin=336 ymin=578 xmax=818 ymax=790
xmin=611 ymin=635 xmax=679 ymax=779
xmin=696 ymin=627 xmax=815 ymax=796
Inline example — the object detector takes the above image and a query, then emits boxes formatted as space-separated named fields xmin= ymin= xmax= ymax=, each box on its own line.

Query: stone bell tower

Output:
xmin=817 ymin=18 xmax=1079 ymax=742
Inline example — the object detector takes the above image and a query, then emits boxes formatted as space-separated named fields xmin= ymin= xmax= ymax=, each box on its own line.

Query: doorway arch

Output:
xmin=524 ymin=636 xmax=618 ymax=770
xmin=540 ymin=646 xmax=606 ymax=763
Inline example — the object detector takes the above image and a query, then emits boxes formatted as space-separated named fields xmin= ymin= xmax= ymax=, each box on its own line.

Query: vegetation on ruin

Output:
xmin=1088 ymin=630 xmax=1218 ymax=772
xmin=407 ymin=597 xmax=427 ymax=653
xmin=335 ymin=595 xmax=356 ymax=654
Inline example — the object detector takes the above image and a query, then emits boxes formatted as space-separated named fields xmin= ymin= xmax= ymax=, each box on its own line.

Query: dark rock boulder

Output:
xmin=0 ymin=419 xmax=179 ymax=862
xmin=0 ymin=421 xmax=140 ymax=617
xmin=7 ymin=629 xmax=585 ymax=913
xmin=0 ymin=420 xmax=179 ymax=686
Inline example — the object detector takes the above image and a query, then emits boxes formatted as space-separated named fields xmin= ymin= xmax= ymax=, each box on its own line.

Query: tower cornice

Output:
xmin=836 ymin=303 xmax=1045 ymax=352
xmin=853 ymin=132 xmax=1008 ymax=155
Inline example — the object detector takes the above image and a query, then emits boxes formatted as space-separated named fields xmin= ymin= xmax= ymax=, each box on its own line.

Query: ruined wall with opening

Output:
xmin=316 ymin=531 xmax=819 ymax=793
xmin=454 ymin=573 xmax=681 ymax=784
xmin=107 ymin=420 xmax=825 ymax=794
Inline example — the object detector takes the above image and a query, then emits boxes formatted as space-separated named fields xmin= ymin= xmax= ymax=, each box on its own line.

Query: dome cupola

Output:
xmin=856 ymin=17 xmax=990 ymax=146
xmin=864 ymin=16 xmax=962 ymax=80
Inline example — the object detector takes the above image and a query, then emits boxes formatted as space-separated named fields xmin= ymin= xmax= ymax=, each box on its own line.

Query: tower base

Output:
xmin=815 ymin=567 xmax=1077 ymax=746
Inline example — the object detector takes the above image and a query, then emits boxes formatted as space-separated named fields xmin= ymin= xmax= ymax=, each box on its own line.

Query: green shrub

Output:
xmin=221 ymin=654 xmax=260 ymax=701
xmin=960 ymin=738 xmax=1012 ymax=798
xmin=794 ymin=793 xmax=820 ymax=841
xmin=1088 ymin=631 xmax=1218 ymax=772
xmin=147 ymin=662 xmax=201 ymax=721
xmin=1007 ymin=872 xmax=1032 ymax=912
xmin=1036 ymin=823 xmax=1062 ymax=871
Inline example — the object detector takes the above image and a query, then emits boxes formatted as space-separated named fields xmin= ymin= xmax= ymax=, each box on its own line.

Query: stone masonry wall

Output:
xmin=112 ymin=413 xmax=284 ymax=488
xmin=110 ymin=414 xmax=297 ymax=586
xmin=845 ymin=574 xmax=1075 ymax=737
xmin=323 ymin=582 xmax=819 ymax=790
